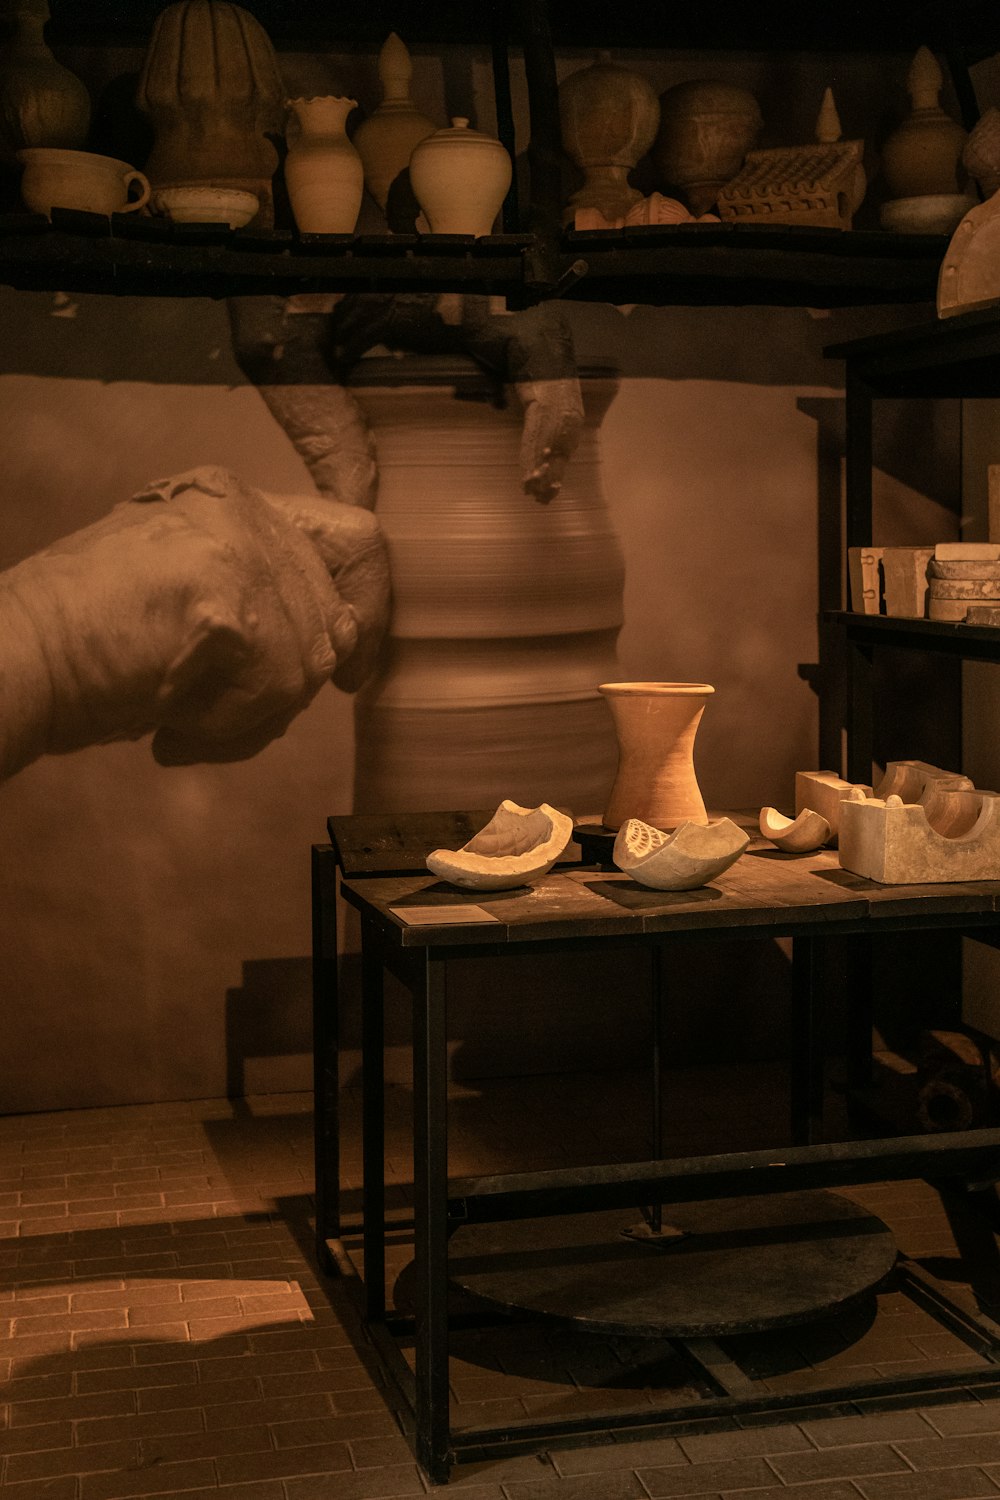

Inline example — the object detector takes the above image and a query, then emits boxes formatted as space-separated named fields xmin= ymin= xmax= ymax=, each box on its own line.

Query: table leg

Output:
xmin=311 ymin=844 xmax=340 ymax=1266
xmin=791 ymin=935 xmax=824 ymax=1146
xmin=844 ymin=933 xmax=875 ymax=1097
xmin=412 ymin=950 xmax=451 ymax=1483
xmin=361 ymin=914 xmax=386 ymax=1323
xmin=650 ymin=947 xmax=663 ymax=1234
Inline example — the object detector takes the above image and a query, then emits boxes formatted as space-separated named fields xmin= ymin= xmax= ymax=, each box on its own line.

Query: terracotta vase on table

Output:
xmin=599 ymin=681 xmax=714 ymax=830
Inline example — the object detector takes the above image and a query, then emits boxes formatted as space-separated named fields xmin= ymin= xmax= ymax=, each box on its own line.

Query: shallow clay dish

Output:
xmin=151 ymin=186 xmax=259 ymax=227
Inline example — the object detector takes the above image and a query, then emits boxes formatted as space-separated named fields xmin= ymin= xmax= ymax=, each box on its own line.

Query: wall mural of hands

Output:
xmin=0 ymin=466 xmax=390 ymax=781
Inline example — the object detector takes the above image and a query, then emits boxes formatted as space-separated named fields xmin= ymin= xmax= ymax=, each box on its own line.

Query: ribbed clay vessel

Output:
xmin=135 ymin=0 xmax=283 ymax=224
xmin=350 ymin=357 xmax=624 ymax=817
xmin=599 ymin=681 xmax=714 ymax=830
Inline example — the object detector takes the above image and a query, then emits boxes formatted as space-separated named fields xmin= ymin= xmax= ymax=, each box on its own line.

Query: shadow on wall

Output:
xmin=0 ymin=285 xmax=925 ymax=390
xmin=227 ymin=937 xmax=800 ymax=1093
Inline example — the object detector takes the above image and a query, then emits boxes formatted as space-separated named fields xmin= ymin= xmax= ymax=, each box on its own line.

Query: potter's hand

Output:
xmin=517 ymin=376 xmax=584 ymax=504
xmin=0 ymin=466 xmax=390 ymax=780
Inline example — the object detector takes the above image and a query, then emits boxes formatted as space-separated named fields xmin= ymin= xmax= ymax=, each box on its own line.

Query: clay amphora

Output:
xmin=409 ymin=116 xmax=511 ymax=235
xmin=135 ymin=0 xmax=283 ymax=224
xmin=0 ymin=0 xmax=89 ymax=165
xmin=352 ymin=33 xmax=437 ymax=213
xmin=599 ymin=681 xmax=714 ymax=830
xmin=18 ymin=145 xmax=150 ymax=216
xmin=284 ymin=95 xmax=363 ymax=234
xmin=652 ymin=80 xmax=762 ymax=215
xmin=558 ymin=51 xmax=660 ymax=226
xmin=882 ymin=46 xmax=967 ymax=199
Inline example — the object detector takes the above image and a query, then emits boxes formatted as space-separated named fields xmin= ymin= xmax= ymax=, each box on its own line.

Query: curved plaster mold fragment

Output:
xmin=425 ymin=800 xmax=573 ymax=890
xmin=839 ymin=787 xmax=1000 ymax=884
xmin=759 ymin=806 xmax=831 ymax=853
xmin=794 ymin=771 xmax=874 ymax=844
xmin=612 ymin=816 xmax=750 ymax=891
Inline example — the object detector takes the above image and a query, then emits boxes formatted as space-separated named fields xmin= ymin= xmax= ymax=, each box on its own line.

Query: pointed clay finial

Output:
xmin=908 ymin=45 xmax=944 ymax=110
xmin=816 ymin=87 xmax=842 ymax=143
xmin=377 ymin=32 xmax=412 ymax=102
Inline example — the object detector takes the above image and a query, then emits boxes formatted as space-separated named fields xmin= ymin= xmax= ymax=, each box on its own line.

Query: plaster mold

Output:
xmin=612 ymin=816 xmax=749 ymax=890
xmin=839 ymin=788 xmax=1000 ymax=884
xmin=795 ymin=771 xmax=874 ymax=843
xmin=426 ymin=801 xmax=573 ymax=890
xmin=758 ymin=806 xmax=831 ymax=852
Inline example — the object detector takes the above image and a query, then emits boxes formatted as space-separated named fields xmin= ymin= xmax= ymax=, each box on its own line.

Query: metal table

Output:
xmin=311 ymin=811 xmax=1000 ymax=1483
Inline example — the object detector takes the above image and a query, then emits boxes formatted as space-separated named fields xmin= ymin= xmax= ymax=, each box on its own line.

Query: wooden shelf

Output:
xmin=42 ymin=0 xmax=1000 ymax=58
xmin=0 ymin=213 xmax=949 ymax=306
xmin=825 ymin=305 xmax=1000 ymax=395
xmin=824 ymin=610 xmax=1000 ymax=660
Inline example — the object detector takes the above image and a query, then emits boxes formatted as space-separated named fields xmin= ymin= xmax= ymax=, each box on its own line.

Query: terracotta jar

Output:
xmin=558 ymin=51 xmax=660 ymax=226
xmin=352 ymin=32 xmax=437 ymax=214
xmin=652 ymin=79 xmax=762 ymax=215
xmin=599 ymin=681 xmax=715 ymax=830
xmin=882 ymin=46 xmax=967 ymax=200
xmin=135 ymin=0 xmax=283 ymax=225
xmin=0 ymin=0 xmax=90 ymax=164
xmin=409 ymin=117 xmax=511 ymax=235
xmin=284 ymin=96 xmax=363 ymax=234
xmin=349 ymin=358 xmax=624 ymax=816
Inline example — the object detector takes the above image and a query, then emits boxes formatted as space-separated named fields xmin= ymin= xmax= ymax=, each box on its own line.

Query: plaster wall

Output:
xmin=0 ymin=37 xmax=969 ymax=1112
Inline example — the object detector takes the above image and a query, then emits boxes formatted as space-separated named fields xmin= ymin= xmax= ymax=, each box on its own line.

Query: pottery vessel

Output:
xmin=352 ymin=33 xmax=437 ymax=214
xmin=558 ymin=51 xmax=660 ymax=226
xmin=964 ymin=106 xmax=1000 ymax=199
xmin=150 ymin=183 xmax=257 ymax=225
xmin=135 ymin=0 xmax=283 ymax=226
xmin=599 ymin=681 xmax=714 ymax=830
xmin=652 ymin=79 xmax=762 ymax=215
xmin=18 ymin=145 xmax=149 ymax=215
xmin=0 ymin=0 xmax=89 ymax=163
xmin=350 ymin=358 xmax=624 ymax=815
xmin=881 ymin=46 xmax=967 ymax=202
xmin=880 ymin=191 xmax=975 ymax=234
xmin=409 ymin=117 xmax=511 ymax=235
xmin=284 ymin=95 xmax=363 ymax=234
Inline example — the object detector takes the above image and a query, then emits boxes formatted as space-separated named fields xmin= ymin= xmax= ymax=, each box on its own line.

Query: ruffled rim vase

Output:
xmin=599 ymin=681 xmax=714 ymax=830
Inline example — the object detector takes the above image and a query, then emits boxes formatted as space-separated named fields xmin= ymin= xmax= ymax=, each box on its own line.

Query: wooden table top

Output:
xmin=335 ymin=815 xmax=1000 ymax=948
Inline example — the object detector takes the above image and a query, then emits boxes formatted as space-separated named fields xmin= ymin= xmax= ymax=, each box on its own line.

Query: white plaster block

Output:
xmin=935 ymin=542 xmax=1000 ymax=561
xmin=839 ymin=790 xmax=1000 ymax=884
xmin=881 ymin=545 xmax=933 ymax=618
xmin=795 ymin=770 xmax=874 ymax=843
xmin=847 ymin=546 xmax=883 ymax=613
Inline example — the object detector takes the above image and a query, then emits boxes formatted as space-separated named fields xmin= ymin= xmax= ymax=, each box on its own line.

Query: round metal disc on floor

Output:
xmin=445 ymin=1191 xmax=897 ymax=1337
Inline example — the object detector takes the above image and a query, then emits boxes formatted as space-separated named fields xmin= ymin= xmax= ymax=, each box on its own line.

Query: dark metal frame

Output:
xmin=312 ymin=842 xmax=1000 ymax=1484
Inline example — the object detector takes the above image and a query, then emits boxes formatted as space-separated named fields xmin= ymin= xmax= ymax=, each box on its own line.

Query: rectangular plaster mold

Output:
xmin=881 ymin=545 xmax=933 ymax=618
xmin=848 ymin=546 xmax=884 ymax=613
xmin=838 ymin=763 xmax=999 ymax=884
xmin=796 ymin=770 xmax=873 ymax=843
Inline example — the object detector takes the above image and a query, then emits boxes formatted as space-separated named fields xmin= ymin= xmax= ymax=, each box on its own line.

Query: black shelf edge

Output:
xmin=0 ymin=219 xmax=948 ymax=306
xmin=824 ymin=609 xmax=1000 ymax=659
xmin=823 ymin=303 xmax=1000 ymax=393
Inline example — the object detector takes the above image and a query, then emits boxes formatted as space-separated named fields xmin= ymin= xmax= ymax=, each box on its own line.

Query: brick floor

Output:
xmin=2 ymin=1073 xmax=1000 ymax=1496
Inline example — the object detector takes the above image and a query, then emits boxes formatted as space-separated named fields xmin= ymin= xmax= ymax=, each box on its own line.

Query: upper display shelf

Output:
xmin=41 ymin=0 xmax=1000 ymax=56
xmin=1 ymin=0 xmax=996 ymax=306
xmin=0 ymin=214 xmax=949 ymax=306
